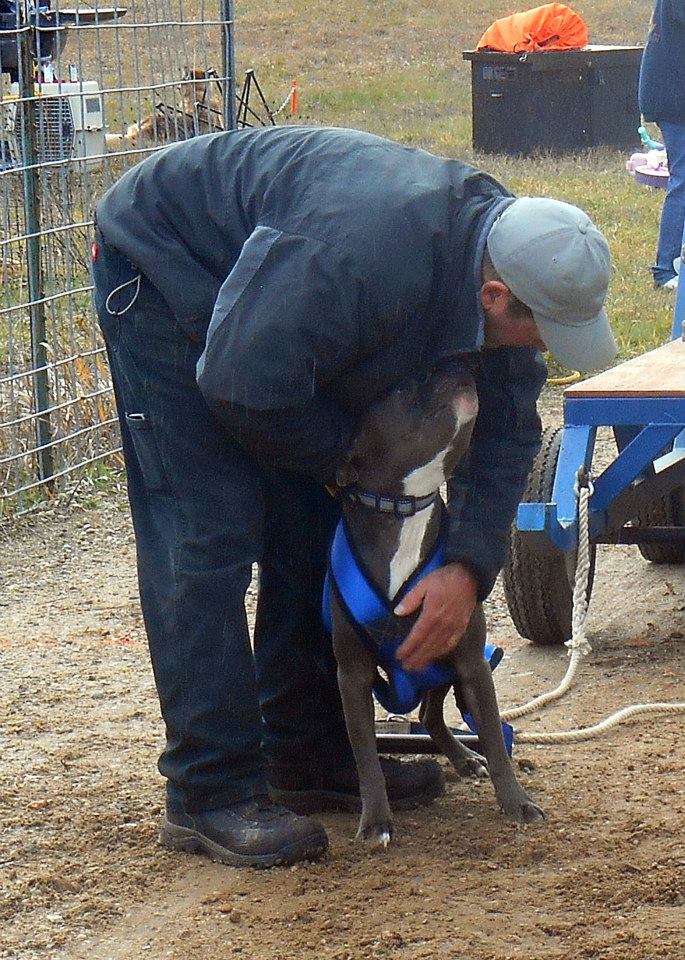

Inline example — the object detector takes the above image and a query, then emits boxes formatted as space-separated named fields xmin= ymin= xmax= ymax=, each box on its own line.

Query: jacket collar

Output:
xmin=471 ymin=195 xmax=517 ymax=347
xmin=432 ymin=188 xmax=515 ymax=362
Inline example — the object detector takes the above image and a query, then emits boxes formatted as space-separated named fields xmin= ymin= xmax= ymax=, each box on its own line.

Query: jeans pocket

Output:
xmin=125 ymin=412 xmax=169 ymax=494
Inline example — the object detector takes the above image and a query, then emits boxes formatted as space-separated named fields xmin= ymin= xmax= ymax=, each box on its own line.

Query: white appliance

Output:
xmin=1 ymin=79 xmax=106 ymax=169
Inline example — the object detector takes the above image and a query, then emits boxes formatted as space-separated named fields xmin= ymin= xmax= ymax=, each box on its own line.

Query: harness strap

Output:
xmin=323 ymin=513 xmax=454 ymax=713
xmin=328 ymin=515 xmax=446 ymax=623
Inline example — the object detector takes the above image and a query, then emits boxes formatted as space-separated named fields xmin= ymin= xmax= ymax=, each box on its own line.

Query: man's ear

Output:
xmin=479 ymin=279 xmax=511 ymax=312
xmin=335 ymin=458 xmax=359 ymax=488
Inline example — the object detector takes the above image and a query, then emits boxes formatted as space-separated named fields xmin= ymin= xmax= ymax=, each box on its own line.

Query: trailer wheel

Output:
xmin=503 ymin=426 xmax=596 ymax=645
xmin=635 ymin=488 xmax=685 ymax=564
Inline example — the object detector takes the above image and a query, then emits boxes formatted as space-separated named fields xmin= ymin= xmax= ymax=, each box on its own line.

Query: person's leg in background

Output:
xmin=653 ymin=120 xmax=685 ymax=288
xmin=91 ymin=237 xmax=327 ymax=866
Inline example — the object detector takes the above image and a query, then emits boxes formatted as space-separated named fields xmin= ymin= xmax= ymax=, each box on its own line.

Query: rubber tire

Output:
xmin=502 ymin=426 xmax=596 ymax=646
xmin=634 ymin=488 xmax=685 ymax=564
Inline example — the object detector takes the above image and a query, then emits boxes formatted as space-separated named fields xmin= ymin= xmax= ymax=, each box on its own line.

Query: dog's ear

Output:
xmin=335 ymin=456 xmax=359 ymax=488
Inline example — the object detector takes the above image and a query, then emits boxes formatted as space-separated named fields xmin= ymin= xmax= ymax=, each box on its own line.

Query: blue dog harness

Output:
xmin=322 ymin=502 xmax=512 ymax=754
xmin=323 ymin=513 xmax=453 ymax=714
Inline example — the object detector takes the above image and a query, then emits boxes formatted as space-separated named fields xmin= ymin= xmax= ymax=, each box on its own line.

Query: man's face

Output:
xmin=480 ymin=280 xmax=547 ymax=352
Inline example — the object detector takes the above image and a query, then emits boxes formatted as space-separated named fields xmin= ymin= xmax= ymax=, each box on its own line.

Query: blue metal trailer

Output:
xmin=504 ymin=258 xmax=685 ymax=645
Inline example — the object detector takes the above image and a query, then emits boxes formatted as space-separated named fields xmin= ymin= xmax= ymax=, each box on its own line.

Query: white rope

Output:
xmin=503 ymin=468 xmax=685 ymax=745
xmin=516 ymin=702 xmax=685 ymax=744
xmin=500 ymin=477 xmax=593 ymax=724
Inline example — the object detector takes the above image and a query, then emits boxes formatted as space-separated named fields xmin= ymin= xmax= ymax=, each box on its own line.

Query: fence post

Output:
xmin=221 ymin=0 xmax=237 ymax=131
xmin=18 ymin=1 xmax=54 ymax=487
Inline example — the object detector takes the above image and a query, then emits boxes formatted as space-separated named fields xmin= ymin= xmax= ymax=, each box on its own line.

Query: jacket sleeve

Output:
xmin=196 ymin=226 xmax=363 ymax=480
xmin=444 ymin=346 xmax=547 ymax=600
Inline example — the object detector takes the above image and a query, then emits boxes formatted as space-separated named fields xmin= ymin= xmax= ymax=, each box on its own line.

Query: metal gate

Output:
xmin=0 ymin=0 xmax=235 ymax=515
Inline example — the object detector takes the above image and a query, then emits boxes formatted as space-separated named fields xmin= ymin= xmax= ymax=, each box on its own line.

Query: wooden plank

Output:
xmin=565 ymin=338 xmax=685 ymax=398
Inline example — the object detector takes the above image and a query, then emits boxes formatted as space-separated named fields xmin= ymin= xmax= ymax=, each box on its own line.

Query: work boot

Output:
xmin=267 ymin=756 xmax=444 ymax=814
xmin=160 ymin=795 xmax=329 ymax=868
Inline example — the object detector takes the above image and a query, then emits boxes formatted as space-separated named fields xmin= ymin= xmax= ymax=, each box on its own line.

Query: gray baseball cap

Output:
xmin=486 ymin=197 xmax=617 ymax=372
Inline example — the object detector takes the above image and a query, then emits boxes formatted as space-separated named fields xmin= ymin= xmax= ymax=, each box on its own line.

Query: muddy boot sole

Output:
xmin=159 ymin=818 xmax=329 ymax=869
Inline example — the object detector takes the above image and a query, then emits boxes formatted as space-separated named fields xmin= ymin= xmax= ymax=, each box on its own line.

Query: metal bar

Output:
xmin=1 ymin=446 xmax=123 ymax=502
xmin=1 ymin=385 xmax=113 ymax=429
xmin=552 ymin=423 xmax=595 ymax=527
xmin=0 ymin=347 xmax=107 ymax=385
xmin=565 ymin=396 xmax=685 ymax=427
xmin=515 ymin=502 xmax=577 ymax=552
xmin=375 ymin=729 xmax=483 ymax=756
xmin=37 ymin=18 xmax=227 ymax=32
xmin=4 ymin=77 xmax=217 ymax=103
xmin=603 ymin=456 xmax=685 ymax=534
xmin=375 ymin=732 xmax=483 ymax=755
xmin=250 ymin=71 xmax=277 ymax=125
xmin=516 ymin=424 xmax=595 ymax=551
xmin=0 ymin=417 xmax=119 ymax=466
xmin=1 ymin=219 xmax=93 ymax=248
xmin=590 ymin=423 xmax=683 ymax=513
xmin=18 ymin=1 xmax=54 ymax=486
xmin=0 ymin=285 xmax=93 ymax=317
xmin=613 ymin=424 xmax=640 ymax=454
xmin=221 ymin=0 xmax=236 ymax=130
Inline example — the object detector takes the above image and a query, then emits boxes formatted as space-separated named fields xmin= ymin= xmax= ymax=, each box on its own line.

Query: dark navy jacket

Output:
xmin=639 ymin=0 xmax=685 ymax=125
xmin=96 ymin=126 xmax=546 ymax=598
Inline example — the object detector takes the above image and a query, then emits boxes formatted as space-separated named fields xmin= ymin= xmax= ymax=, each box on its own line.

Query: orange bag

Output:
xmin=476 ymin=3 xmax=589 ymax=53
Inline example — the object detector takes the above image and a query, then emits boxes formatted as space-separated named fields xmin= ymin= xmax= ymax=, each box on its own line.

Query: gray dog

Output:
xmin=330 ymin=365 xmax=544 ymax=847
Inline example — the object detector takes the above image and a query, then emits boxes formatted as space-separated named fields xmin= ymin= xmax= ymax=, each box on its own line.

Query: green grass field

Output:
xmin=234 ymin=0 xmax=673 ymax=359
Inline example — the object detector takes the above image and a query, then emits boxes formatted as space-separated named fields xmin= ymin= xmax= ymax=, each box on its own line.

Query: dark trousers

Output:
xmin=91 ymin=235 xmax=353 ymax=813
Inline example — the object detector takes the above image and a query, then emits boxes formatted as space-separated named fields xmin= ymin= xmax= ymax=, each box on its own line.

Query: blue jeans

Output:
xmin=91 ymin=235 xmax=353 ymax=813
xmin=653 ymin=120 xmax=685 ymax=286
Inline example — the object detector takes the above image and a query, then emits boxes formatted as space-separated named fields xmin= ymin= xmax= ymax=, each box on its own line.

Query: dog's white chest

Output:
xmin=387 ymin=448 xmax=448 ymax=598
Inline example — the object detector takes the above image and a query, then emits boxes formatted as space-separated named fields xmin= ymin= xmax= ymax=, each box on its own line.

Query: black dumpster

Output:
xmin=462 ymin=44 xmax=643 ymax=155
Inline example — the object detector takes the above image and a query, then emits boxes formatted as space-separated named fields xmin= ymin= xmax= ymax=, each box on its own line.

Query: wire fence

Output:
xmin=0 ymin=0 xmax=238 ymax=515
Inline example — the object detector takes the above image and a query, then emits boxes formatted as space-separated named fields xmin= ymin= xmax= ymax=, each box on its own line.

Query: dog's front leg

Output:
xmin=456 ymin=606 xmax=544 ymax=824
xmin=331 ymin=601 xmax=393 ymax=846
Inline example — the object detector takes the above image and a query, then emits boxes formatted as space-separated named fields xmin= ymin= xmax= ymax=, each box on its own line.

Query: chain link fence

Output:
xmin=0 ymin=0 xmax=236 ymax=515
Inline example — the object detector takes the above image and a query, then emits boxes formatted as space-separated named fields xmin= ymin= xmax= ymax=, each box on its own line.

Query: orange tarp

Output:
xmin=477 ymin=3 xmax=589 ymax=54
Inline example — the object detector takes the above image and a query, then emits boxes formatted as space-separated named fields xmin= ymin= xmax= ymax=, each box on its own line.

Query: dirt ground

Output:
xmin=2 ymin=388 xmax=685 ymax=960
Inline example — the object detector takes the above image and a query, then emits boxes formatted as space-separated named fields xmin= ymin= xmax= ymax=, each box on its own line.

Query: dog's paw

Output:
xmin=500 ymin=795 xmax=545 ymax=824
xmin=357 ymin=820 xmax=394 ymax=848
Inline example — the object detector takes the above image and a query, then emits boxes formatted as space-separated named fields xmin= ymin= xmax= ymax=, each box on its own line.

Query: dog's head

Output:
xmin=336 ymin=363 xmax=478 ymax=495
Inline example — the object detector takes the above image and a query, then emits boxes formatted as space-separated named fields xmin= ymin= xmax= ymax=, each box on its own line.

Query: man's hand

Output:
xmin=394 ymin=563 xmax=479 ymax=672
